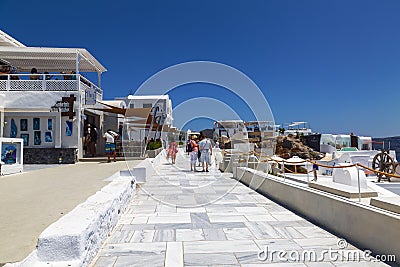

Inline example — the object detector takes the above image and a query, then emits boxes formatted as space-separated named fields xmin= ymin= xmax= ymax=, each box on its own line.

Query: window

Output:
xmin=129 ymin=103 xmax=134 ymax=108
xmin=143 ymin=103 xmax=152 ymax=108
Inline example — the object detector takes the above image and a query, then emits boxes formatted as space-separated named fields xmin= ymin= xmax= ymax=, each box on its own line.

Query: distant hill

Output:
xmin=372 ymin=136 xmax=400 ymax=162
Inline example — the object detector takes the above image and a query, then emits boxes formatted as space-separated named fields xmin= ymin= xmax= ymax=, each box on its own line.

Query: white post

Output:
xmin=282 ymin=161 xmax=285 ymax=181
xmin=357 ymin=163 xmax=361 ymax=202
xmin=6 ymin=74 xmax=10 ymax=91
xmin=75 ymin=52 xmax=80 ymax=74
xmin=234 ymin=162 xmax=238 ymax=180
xmin=266 ymin=160 xmax=269 ymax=178
xmin=306 ymin=161 xmax=310 ymax=184
xmin=42 ymin=74 xmax=46 ymax=91
xmin=98 ymin=72 xmax=101 ymax=88
xmin=0 ymin=109 xmax=4 ymax=137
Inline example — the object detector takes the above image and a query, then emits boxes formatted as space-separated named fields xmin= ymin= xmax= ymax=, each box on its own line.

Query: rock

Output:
xmin=281 ymin=138 xmax=293 ymax=149
xmin=275 ymin=136 xmax=322 ymax=160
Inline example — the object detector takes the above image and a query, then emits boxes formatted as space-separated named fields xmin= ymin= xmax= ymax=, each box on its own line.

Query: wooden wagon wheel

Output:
xmin=395 ymin=163 xmax=400 ymax=176
xmin=372 ymin=152 xmax=395 ymax=182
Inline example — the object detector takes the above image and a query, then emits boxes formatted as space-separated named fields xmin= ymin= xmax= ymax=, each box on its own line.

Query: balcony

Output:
xmin=0 ymin=73 xmax=102 ymax=102
xmin=0 ymin=46 xmax=106 ymax=104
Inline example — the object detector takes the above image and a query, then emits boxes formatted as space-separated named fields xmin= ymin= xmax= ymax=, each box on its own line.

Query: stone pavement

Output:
xmin=92 ymin=153 xmax=388 ymax=267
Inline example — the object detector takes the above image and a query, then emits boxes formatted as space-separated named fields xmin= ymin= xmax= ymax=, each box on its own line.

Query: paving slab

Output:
xmin=91 ymin=153 xmax=390 ymax=266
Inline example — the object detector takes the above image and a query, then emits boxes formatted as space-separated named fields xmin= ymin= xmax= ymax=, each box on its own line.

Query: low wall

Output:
xmin=235 ymin=167 xmax=400 ymax=265
xmin=152 ymin=149 xmax=167 ymax=166
xmin=8 ymin=150 xmax=168 ymax=266
xmin=24 ymin=148 xmax=77 ymax=164
xmin=128 ymin=149 xmax=166 ymax=184
xmin=146 ymin=147 xmax=163 ymax=158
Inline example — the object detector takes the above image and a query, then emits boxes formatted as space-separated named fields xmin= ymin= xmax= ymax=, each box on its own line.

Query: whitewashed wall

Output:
xmin=3 ymin=91 xmax=82 ymax=149
xmin=3 ymin=113 xmax=61 ymax=148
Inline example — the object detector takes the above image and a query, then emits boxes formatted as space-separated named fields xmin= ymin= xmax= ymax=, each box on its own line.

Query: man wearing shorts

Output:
xmin=312 ymin=163 xmax=319 ymax=181
xmin=103 ymin=129 xmax=118 ymax=163
xmin=199 ymin=135 xmax=212 ymax=172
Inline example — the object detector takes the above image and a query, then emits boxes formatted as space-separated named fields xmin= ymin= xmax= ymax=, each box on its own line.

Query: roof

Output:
xmin=245 ymin=121 xmax=274 ymax=126
xmin=125 ymin=95 xmax=170 ymax=100
xmin=101 ymin=100 xmax=126 ymax=109
xmin=0 ymin=46 xmax=106 ymax=73
xmin=125 ymin=107 xmax=152 ymax=118
xmin=0 ymin=30 xmax=25 ymax=47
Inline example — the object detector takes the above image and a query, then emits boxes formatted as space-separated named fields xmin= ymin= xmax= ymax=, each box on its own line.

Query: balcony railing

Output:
xmin=0 ymin=73 xmax=102 ymax=96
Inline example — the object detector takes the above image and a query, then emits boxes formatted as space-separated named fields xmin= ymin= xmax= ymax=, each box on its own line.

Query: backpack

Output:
xmin=109 ymin=131 xmax=119 ymax=140
xmin=186 ymin=141 xmax=193 ymax=152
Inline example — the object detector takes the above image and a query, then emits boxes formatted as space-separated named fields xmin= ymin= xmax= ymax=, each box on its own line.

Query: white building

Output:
xmin=0 ymin=30 xmax=107 ymax=163
xmin=115 ymin=95 xmax=173 ymax=142
xmin=283 ymin=121 xmax=313 ymax=136
xmin=213 ymin=120 xmax=247 ymax=141
xmin=245 ymin=121 xmax=277 ymax=140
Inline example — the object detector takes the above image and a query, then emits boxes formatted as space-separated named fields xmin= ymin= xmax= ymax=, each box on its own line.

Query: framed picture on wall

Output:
xmin=48 ymin=119 xmax=52 ymax=130
xmin=10 ymin=119 xmax=17 ymax=138
xmin=1 ymin=143 xmax=17 ymax=164
xmin=66 ymin=121 xmax=73 ymax=136
xmin=45 ymin=132 xmax=53 ymax=142
xmin=34 ymin=131 xmax=41 ymax=145
xmin=20 ymin=119 xmax=28 ymax=131
xmin=33 ymin=118 xmax=40 ymax=130
xmin=20 ymin=134 xmax=29 ymax=146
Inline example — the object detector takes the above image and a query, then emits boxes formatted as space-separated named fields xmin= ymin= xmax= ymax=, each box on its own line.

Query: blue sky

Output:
xmin=1 ymin=0 xmax=400 ymax=137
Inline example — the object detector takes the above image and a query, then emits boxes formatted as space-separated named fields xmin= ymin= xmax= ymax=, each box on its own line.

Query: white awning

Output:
xmin=0 ymin=46 xmax=106 ymax=73
xmin=0 ymin=30 xmax=25 ymax=47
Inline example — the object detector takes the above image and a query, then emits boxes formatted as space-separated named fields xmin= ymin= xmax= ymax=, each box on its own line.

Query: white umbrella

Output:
xmin=269 ymin=155 xmax=284 ymax=163
xmin=285 ymin=156 xmax=306 ymax=164
xmin=285 ymin=156 xmax=306 ymax=173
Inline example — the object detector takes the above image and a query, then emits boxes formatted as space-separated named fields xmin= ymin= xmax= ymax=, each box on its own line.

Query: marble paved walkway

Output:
xmin=91 ymin=153 xmax=388 ymax=267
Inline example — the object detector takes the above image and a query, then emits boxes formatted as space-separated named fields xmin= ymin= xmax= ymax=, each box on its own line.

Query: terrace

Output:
xmin=0 ymin=46 xmax=106 ymax=102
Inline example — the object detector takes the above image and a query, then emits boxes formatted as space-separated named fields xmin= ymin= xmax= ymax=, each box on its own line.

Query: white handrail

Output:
xmin=0 ymin=74 xmax=102 ymax=93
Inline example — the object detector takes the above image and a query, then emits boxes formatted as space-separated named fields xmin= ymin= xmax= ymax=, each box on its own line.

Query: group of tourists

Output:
xmin=187 ymin=135 xmax=213 ymax=172
xmin=84 ymin=123 xmax=121 ymax=163
xmin=164 ymin=134 xmax=217 ymax=172
xmin=0 ymin=65 xmax=83 ymax=82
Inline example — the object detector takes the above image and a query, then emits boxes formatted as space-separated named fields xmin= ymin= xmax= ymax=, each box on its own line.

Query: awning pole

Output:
xmin=98 ymin=72 xmax=101 ymax=88
xmin=75 ymin=51 xmax=80 ymax=74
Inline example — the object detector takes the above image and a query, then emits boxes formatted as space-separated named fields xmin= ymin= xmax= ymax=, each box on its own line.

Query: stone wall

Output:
xmin=146 ymin=147 xmax=163 ymax=158
xmin=24 ymin=148 xmax=77 ymax=164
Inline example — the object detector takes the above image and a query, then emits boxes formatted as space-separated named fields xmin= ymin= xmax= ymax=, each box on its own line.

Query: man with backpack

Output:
xmin=103 ymin=129 xmax=118 ymax=163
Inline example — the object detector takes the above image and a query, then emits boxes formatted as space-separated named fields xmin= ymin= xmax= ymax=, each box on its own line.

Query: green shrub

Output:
xmin=147 ymin=140 xmax=162 ymax=150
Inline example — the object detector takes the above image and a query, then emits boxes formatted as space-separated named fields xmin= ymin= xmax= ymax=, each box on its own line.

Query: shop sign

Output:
xmin=51 ymin=94 xmax=76 ymax=119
